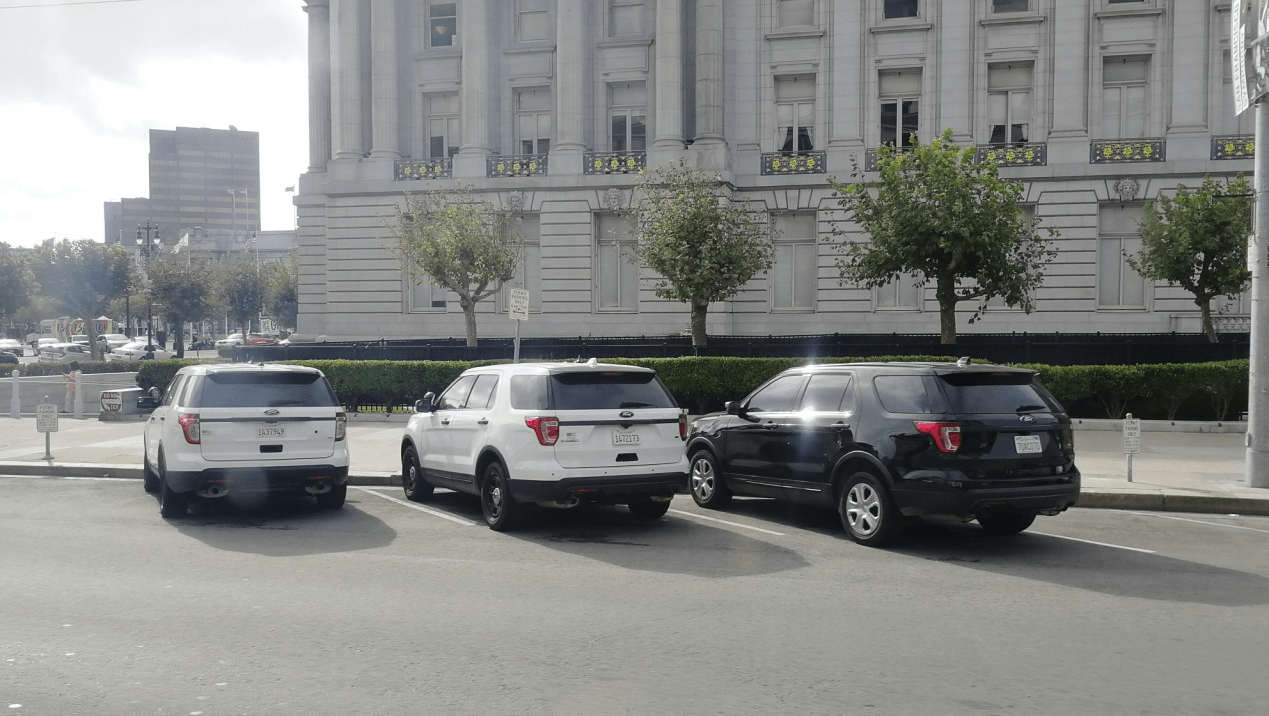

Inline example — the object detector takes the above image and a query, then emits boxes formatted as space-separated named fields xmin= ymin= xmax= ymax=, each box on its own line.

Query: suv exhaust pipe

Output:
xmin=198 ymin=485 xmax=229 ymax=499
xmin=305 ymin=484 xmax=332 ymax=495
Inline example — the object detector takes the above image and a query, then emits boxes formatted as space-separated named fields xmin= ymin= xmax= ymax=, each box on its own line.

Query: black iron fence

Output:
xmin=234 ymin=333 xmax=1250 ymax=367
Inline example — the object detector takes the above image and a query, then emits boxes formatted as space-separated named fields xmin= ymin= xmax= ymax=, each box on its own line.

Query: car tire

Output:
xmin=977 ymin=511 xmax=1036 ymax=536
xmin=628 ymin=498 xmax=671 ymax=520
xmin=157 ymin=453 xmax=189 ymax=518
xmin=316 ymin=484 xmax=347 ymax=510
xmin=480 ymin=461 xmax=519 ymax=532
xmin=839 ymin=471 xmax=902 ymax=547
xmin=688 ymin=450 xmax=732 ymax=509
xmin=142 ymin=445 xmax=160 ymax=494
xmin=402 ymin=445 xmax=434 ymax=503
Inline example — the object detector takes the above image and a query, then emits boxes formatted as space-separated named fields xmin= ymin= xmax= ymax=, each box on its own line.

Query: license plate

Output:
xmin=613 ymin=430 xmax=640 ymax=445
xmin=258 ymin=425 xmax=286 ymax=438
xmin=1014 ymin=435 xmax=1042 ymax=454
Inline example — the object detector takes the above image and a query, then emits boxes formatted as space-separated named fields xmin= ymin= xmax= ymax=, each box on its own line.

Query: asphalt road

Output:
xmin=3 ymin=475 xmax=1268 ymax=716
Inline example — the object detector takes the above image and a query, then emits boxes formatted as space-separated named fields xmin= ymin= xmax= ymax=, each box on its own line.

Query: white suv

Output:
xmin=142 ymin=364 xmax=349 ymax=517
xmin=400 ymin=360 xmax=689 ymax=530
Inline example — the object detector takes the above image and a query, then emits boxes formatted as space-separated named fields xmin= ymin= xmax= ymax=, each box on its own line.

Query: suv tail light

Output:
xmin=335 ymin=411 xmax=346 ymax=441
xmin=177 ymin=413 xmax=201 ymax=444
xmin=915 ymin=421 xmax=961 ymax=453
xmin=679 ymin=413 xmax=687 ymax=440
xmin=525 ymin=416 xmax=559 ymax=446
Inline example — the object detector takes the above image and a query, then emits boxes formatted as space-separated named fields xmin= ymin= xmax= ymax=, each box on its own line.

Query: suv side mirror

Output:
xmin=726 ymin=401 xmax=744 ymax=416
xmin=415 ymin=392 xmax=436 ymax=414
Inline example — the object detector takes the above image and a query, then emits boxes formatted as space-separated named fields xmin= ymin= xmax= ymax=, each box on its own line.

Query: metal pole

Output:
xmin=9 ymin=368 xmax=18 ymax=419
xmin=514 ymin=319 xmax=521 ymax=364
xmin=1249 ymin=100 xmax=1269 ymax=488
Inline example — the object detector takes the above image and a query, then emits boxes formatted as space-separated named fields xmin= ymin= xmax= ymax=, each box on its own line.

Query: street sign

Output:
xmin=1123 ymin=416 xmax=1141 ymax=455
xmin=100 ymin=391 xmax=123 ymax=412
xmin=260 ymin=318 xmax=276 ymax=333
xmin=509 ymin=289 xmax=530 ymax=321
xmin=36 ymin=403 xmax=58 ymax=433
xmin=1234 ymin=1 xmax=1251 ymax=115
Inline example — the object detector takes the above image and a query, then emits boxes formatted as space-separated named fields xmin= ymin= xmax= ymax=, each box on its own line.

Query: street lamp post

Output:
xmin=136 ymin=220 xmax=161 ymax=350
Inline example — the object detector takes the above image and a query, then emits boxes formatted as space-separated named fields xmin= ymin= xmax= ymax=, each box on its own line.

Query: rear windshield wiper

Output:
xmin=619 ymin=401 xmax=655 ymax=408
xmin=1015 ymin=404 xmax=1046 ymax=413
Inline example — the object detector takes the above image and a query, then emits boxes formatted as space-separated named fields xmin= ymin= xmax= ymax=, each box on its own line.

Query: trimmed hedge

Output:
xmin=123 ymin=355 xmax=1250 ymax=421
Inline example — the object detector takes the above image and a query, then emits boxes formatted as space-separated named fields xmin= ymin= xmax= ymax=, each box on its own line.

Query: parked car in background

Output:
xmin=96 ymin=333 xmax=131 ymax=351
xmin=0 ymin=352 xmax=18 ymax=365
xmin=685 ymin=360 xmax=1081 ymax=547
xmin=69 ymin=334 xmax=89 ymax=345
xmin=244 ymin=334 xmax=278 ymax=346
xmin=142 ymin=363 xmax=349 ymax=517
xmin=0 ymin=338 xmax=24 ymax=356
xmin=215 ymin=333 xmax=244 ymax=349
xmin=400 ymin=359 xmax=689 ymax=530
xmin=107 ymin=341 xmax=175 ymax=361
xmin=38 ymin=343 xmax=93 ymax=363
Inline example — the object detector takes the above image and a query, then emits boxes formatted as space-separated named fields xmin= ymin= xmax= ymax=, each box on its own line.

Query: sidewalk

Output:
xmin=1 ymin=414 xmax=1267 ymax=516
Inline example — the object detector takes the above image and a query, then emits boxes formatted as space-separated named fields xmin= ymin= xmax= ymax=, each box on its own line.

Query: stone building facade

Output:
xmin=294 ymin=0 xmax=1255 ymax=341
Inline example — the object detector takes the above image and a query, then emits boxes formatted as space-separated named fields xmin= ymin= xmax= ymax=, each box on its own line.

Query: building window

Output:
xmin=992 ymin=0 xmax=1029 ymax=11
xmin=988 ymin=63 xmax=1032 ymax=145
xmin=428 ymin=3 xmax=456 ymax=48
xmin=502 ymin=216 xmax=542 ymax=313
xmin=409 ymin=278 xmax=448 ymax=312
xmin=879 ymin=70 xmax=920 ymax=147
xmin=426 ymin=93 xmax=461 ymax=158
xmin=1222 ymin=50 xmax=1255 ymax=136
xmin=516 ymin=0 xmax=550 ymax=43
xmin=1098 ymin=205 xmax=1147 ymax=308
xmin=596 ymin=214 xmax=638 ymax=312
xmin=610 ymin=83 xmax=648 ymax=152
xmin=777 ymin=0 xmax=815 ymax=27
xmin=516 ymin=88 xmax=552 ymax=155
xmin=883 ymin=0 xmax=918 ymax=19
xmin=776 ymin=76 xmax=816 ymax=152
xmin=1102 ymin=56 xmax=1149 ymax=139
xmin=609 ymin=0 xmax=646 ymax=36
xmin=772 ymin=213 xmax=817 ymax=310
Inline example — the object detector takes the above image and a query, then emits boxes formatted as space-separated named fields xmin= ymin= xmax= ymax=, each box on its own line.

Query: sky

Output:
xmin=0 ymin=0 xmax=308 ymax=248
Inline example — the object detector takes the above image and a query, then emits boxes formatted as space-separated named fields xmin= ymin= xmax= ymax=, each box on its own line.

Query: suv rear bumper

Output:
xmin=892 ymin=469 xmax=1081 ymax=518
xmin=165 ymin=465 xmax=350 ymax=495
xmin=511 ymin=472 xmax=688 ymax=505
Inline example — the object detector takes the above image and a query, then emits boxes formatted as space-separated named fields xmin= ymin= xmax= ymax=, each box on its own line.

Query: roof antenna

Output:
xmin=587 ymin=357 xmax=598 ymax=367
xmin=957 ymin=356 xmax=971 ymax=367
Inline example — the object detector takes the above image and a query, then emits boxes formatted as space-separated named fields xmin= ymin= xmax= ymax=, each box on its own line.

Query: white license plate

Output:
xmin=258 ymin=425 xmax=286 ymax=438
xmin=1014 ymin=435 xmax=1042 ymax=454
xmin=613 ymin=430 xmax=640 ymax=445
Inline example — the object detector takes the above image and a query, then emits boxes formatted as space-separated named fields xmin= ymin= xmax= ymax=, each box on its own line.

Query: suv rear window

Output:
xmin=505 ymin=371 xmax=678 ymax=411
xmin=873 ymin=375 xmax=949 ymax=414
xmin=195 ymin=372 xmax=340 ymax=408
xmin=937 ymin=372 xmax=1059 ymax=414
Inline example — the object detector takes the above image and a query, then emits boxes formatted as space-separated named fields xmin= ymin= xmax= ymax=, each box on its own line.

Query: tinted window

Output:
xmin=746 ymin=374 xmax=805 ymax=412
xmin=938 ymin=372 xmax=1058 ymax=414
xmin=162 ymin=375 xmax=185 ymax=407
xmin=465 ymin=374 xmax=499 ymax=410
xmin=510 ymin=374 xmax=549 ymax=410
xmin=438 ymin=375 xmax=476 ymax=410
xmin=197 ymin=372 xmax=339 ymax=408
xmin=873 ymin=375 xmax=946 ymax=413
xmin=799 ymin=373 xmax=854 ymax=412
xmin=549 ymin=371 xmax=677 ymax=410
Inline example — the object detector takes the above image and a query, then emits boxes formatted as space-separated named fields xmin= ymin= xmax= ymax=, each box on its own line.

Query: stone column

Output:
xmin=937 ymin=0 xmax=973 ymax=142
xmin=653 ymin=0 xmax=685 ymax=152
xmin=330 ymin=0 xmax=364 ymax=160
xmin=304 ymin=0 xmax=332 ymax=171
xmin=1049 ymin=0 xmax=1090 ymax=139
xmin=456 ymin=0 xmax=493 ymax=176
xmin=551 ymin=0 xmax=587 ymax=173
xmin=828 ymin=0 xmax=864 ymax=149
xmin=695 ymin=0 xmax=724 ymax=144
xmin=369 ymin=0 xmax=399 ymax=159
xmin=1167 ymin=0 xmax=1208 ymax=134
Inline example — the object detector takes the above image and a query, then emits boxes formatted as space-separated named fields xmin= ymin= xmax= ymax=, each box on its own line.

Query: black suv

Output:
xmin=685 ymin=361 xmax=1080 ymax=546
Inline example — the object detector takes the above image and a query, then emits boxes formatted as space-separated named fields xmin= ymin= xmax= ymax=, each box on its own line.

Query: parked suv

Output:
xmin=685 ymin=360 xmax=1080 ymax=546
xmin=400 ymin=360 xmax=689 ymax=530
xmin=142 ymin=363 xmax=349 ymax=517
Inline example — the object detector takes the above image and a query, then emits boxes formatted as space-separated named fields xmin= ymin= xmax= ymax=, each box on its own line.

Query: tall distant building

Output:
xmin=105 ymin=126 xmax=260 ymax=252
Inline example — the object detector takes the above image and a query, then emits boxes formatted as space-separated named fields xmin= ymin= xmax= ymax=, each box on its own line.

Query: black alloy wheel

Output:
xmin=480 ymin=461 xmax=519 ymax=531
xmin=402 ymin=445 xmax=434 ymax=502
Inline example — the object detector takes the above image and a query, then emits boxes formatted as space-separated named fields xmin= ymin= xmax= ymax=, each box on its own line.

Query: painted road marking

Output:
xmin=1130 ymin=511 xmax=1269 ymax=535
xmin=668 ymin=508 xmax=786 ymax=536
xmin=353 ymin=486 xmax=478 ymax=525
xmin=1032 ymin=532 xmax=1156 ymax=554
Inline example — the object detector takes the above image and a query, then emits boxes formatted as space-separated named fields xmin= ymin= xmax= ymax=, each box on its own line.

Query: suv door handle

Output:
xmin=477 ymin=418 xmax=489 ymax=425
xmin=763 ymin=421 xmax=778 ymax=430
xmin=440 ymin=418 xmax=450 ymax=426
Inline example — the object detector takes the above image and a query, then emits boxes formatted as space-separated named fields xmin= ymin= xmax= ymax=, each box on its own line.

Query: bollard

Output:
xmin=73 ymin=371 xmax=83 ymax=419
xmin=9 ymin=369 xmax=17 ymax=420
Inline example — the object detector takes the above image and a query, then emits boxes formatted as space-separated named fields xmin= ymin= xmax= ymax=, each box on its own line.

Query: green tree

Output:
xmin=147 ymin=254 xmax=216 ymax=358
xmin=621 ymin=161 xmax=773 ymax=346
xmin=387 ymin=183 xmax=522 ymax=347
xmin=1128 ymin=175 xmax=1252 ymax=343
xmin=31 ymin=240 xmax=133 ymax=360
xmin=216 ymin=256 xmax=266 ymax=337
xmin=828 ymin=129 xmax=1057 ymax=344
xmin=0 ymin=242 xmax=36 ymax=324
xmin=264 ymin=252 xmax=299 ymax=330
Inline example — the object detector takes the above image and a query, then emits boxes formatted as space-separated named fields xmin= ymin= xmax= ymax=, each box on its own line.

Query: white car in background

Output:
xmin=0 ymin=338 xmax=24 ymax=356
xmin=38 ymin=342 xmax=94 ymax=363
xmin=215 ymin=333 xmax=244 ymax=349
xmin=96 ymin=333 xmax=132 ymax=352
xmin=107 ymin=341 xmax=175 ymax=361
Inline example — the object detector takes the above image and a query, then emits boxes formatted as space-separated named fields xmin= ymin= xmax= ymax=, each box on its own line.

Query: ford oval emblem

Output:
xmin=1019 ymin=414 xmax=1035 ymax=423
xmin=619 ymin=410 xmax=634 ymax=418
xmin=264 ymin=409 xmax=280 ymax=416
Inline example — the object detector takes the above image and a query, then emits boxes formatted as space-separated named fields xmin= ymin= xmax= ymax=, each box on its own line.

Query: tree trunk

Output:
xmin=461 ymin=298 xmax=479 ymax=347
xmin=1199 ymin=299 xmax=1218 ymax=343
xmin=935 ymin=278 xmax=958 ymax=345
xmin=691 ymin=299 xmax=709 ymax=347
xmin=174 ymin=318 xmax=185 ymax=358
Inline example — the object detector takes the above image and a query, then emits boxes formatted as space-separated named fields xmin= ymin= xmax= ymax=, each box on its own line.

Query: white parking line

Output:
xmin=0 ymin=475 xmax=133 ymax=482
xmin=668 ymin=508 xmax=786 ymax=536
xmin=1129 ymin=512 xmax=1269 ymax=535
xmin=352 ymin=486 xmax=478 ymax=525
xmin=1032 ymin=532 xmax=1156 ymax=553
